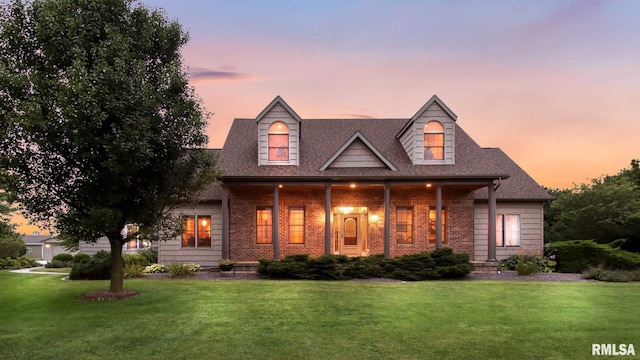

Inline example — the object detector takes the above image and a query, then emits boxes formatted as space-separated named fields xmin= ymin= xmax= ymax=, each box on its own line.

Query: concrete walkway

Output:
xmin=10 ymin=267 xmax=69 ymax=275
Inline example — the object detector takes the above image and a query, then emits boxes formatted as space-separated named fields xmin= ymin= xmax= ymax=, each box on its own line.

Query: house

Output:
xmin=78 ymin=225 xmax=153 ymax=256
xmin=22 ymin=232 xmax=76 ymax=262
xmin=156 ymin=95 xmax=553 ymax=268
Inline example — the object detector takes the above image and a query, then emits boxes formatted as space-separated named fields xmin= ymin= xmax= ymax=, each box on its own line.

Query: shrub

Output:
xmin=0 ymin=257 xmax=18 ymax=269
xmin=73 ymin=253 xmax=91 ymax=264
xmin=547 ymin=240 xmax=640 ymax=273
xmin=45 ymin=259 xmax=69 ymax=268
xmin=138 ymin=247 xmax=158 ymax=264
xmin=143 ymin=263 xmax=168 ymax=273
xmin=167 ymin=263 xmax=200 ymax=278
xmin=69 ymin=251 xmax=111 ymax=280
xmin=515 ymin=256 xmax=539 ymax=276
xmin=500 ymin=255 xmax=555 ymax=273
xmin=52 ymin=253 xmax=74 ymax=263
xmin=258 ymin=248 xmax=474 ymax=281
xmin=0 ymin=236 xmax=27 ymax=258
xmin=122 ymin=253 xmax=149 ymax=267
xmin=583 ymin=266 xmax=640 ymax=282
xmin=124 ymin=263 xmax=146 ymax=278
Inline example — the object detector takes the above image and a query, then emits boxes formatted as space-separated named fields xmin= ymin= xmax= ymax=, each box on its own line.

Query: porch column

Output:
xmin=435 ymin=184 xmax=443 ymax=249
xmin=487 ymin=182 xmax=497 ymax=262
xmin=384 ymin=184 xmax=391 ymax=258
xmin=221 ymin=185 xmax=229 ymax=259
xmin=273 ymin=185 xmax=279 ymax=259
xmin=324 ymin=184 xmax=332 ymax=254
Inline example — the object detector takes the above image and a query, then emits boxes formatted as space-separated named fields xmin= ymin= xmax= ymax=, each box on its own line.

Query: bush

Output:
xmin=547 ymin=240 xmax=640 ymax=273
xmin=123 ymin=253 xmax=149 ymax=267
xmin=143 ymin=263 xmax=168 ymax=273
xmin=137 ymin=247 xmax=158 ymax=264
xmin=52 ymin=253 xmax=74 ymax=263
xmin=515 ymin=256 xmax=539 ymax=276
xmin=258 ymin=248 xmax=474 ymax=281
xmin=124 ymin=263 xmax=146 ymax=278
xmin=0 ymin=256 xmax=38 ymax=269
xmin=167 ymin=263 xmax=201 ymax=278
xmin=583 ymin=266 xmax=640 ymax=282
xmin=73 ymin=253 xmax=90 ymax=263
xmin=500 ymin=255 xmax=555 ymax=273
xmin=45 ymin=259 xmax=69 ymax=268
xmin=69 ymin=251 xmax=111 ymax=280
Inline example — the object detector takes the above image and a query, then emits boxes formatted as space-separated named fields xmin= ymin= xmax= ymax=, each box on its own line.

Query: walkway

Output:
xmin=10 ymin=267 xmax=69 ymax=275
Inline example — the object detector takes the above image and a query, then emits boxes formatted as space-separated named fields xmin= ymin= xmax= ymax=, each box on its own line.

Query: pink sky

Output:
xmin=13 ymin=0 xmax=640 ymax=234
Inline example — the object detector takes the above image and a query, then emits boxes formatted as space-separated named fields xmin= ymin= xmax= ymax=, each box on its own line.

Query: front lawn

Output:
xmin=0 ymin=271 xmax=638 ymax=359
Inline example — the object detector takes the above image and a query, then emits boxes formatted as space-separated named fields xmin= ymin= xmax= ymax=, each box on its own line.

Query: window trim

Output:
xmin=181 ymin=215 xmax=212 ymax=248
xmin=428 ymin=206 xmax=447 ymax=244
xmin=496 ymin=214 xmax=521 ymax=247
xmin=423 ymin=121 xmax=445 ymax=161
xmin=288 ymin=207 xmax=305 ymax=244
xmin=396 ymin=206 xmax=413 ymax=244
xmin=268 ymin=122 xmax=290 ymax=161
xmin=256 ymin=207 xmax=273 ymax=244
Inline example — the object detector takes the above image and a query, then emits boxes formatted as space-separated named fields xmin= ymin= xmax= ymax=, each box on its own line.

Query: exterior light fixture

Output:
xmin=370 ymin=214 xmax=380 ymax=222
xmin=426 ymin=183 xmax=432 ymax=188
xmin=350 ymin=183 xmax=356 ymax=188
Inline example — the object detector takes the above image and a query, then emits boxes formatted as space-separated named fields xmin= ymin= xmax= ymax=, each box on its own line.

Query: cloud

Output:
xmin=188 ymin=67 xmax=255 ymax=83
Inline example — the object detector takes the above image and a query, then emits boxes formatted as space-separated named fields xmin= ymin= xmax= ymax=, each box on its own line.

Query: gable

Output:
xmin=256 ymin=96 xmax=300 ymax=166
xmin=321 ymin=132 xmax=397 ymax=171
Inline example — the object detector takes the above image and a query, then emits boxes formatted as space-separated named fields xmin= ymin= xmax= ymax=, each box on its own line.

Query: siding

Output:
xmin=158 ymin=203 xmax=223 ymax=267
xmin=400 ymin=102 xmax=455 ymax=165
xmin=473 ymin=202 xmax=544 ymax=261
xmin=79 ymin=237 xmax=140 ymax=256
xmin=328 ymin=139 xmax=386 ymax=168
xmin=257 ymin=103 xmax=300 ymax=166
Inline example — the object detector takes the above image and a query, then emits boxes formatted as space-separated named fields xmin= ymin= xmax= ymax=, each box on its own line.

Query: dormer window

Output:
xmin=269 ymin=122 xmax=289 ymax=161
xmin=424 ymin=121 xmax=444 ymax=160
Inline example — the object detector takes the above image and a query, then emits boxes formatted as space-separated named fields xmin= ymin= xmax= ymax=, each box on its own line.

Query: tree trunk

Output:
xmin=109 ymin=237 xmax=124 ymax=293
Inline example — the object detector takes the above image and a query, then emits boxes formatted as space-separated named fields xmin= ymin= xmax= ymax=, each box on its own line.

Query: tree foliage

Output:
xmin=0 ymin=0 xmax=220 ymax=292
xmin=547 ymin=160 xmax=640 ymax=248
xmin=0 ymin=171 xmax=23 ymax=257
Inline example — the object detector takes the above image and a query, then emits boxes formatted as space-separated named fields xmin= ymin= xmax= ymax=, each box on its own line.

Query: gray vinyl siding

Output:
xmin=158 ymin=203 xmax=223 ymax=267
xmin=473 ymin=202 xmax=544 ymax=261
xmin=400 ymin=102 xmax=455 ymax=165
xmin=79 ymin=238 xmax=149 ymax=256
xmin=328 ymin=139 xmax=386 ymax=168
xmin=257 ymin=103 xmax=300 ymax=166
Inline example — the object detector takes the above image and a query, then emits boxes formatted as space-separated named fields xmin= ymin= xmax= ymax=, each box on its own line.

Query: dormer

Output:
xmin=256 ymin=96 xmax=301 ymax=166
xmin=396 ymin=95 xmax=456 ymax=165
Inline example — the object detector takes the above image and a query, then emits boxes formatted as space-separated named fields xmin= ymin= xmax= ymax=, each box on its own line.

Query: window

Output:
xmin=289 ymin=207 xmax=305 ymax=244
xmin=182 ymin=215 xmax=211 ymax=248
xmin=396 ymin=207 xmax=413 ymax=244
xmin=125 ymin=224 xmax=150 ymax=249
xmin=428 ymin=206 xmax=447 ymax=243
xmin=268 ymin=122 xmax=289 ymax=161
xmin=257 ymin=208 xmax=273 ymax=244
xmin=424 ymin=121 xmax=444 ymax=160
xmin=26 ymin=247 xmax=32 ymax=253
xmin=496 ymin=214 xmax=521 ymax=247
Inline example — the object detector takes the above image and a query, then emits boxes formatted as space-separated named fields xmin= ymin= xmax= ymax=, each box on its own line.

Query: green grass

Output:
xmin=1 ymin=271 xmax=638 ymax=360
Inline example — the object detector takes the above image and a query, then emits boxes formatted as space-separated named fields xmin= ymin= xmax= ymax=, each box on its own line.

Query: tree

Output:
xmin=0 ymin=171 xmax=24 ymax=258
xmin=548 ymin=160 xmax=640 ymax=245
xmin=0 ymin=0 xmax=220 ymax=292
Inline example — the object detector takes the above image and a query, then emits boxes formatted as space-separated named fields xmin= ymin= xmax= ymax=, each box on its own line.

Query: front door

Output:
xmin=341 ymin=216 xmax=360 ymax=256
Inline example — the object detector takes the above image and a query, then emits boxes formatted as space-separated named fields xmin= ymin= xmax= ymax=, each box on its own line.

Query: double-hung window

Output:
xmin=496 ymin=214 xmax=521 ymax=246
xmin=268 ymin=122 xmax=289 ymax=161
xmin=396 ymin=207 xmax=413 ymax=244
xmin=424 ymin=121 xmax=444 ymax=160
xmin=428 ymin=206 xmax=447 ymax=243
xmin=289 ymin=207 xmax=305 ymax=244
xmin=257 ymin=208 xmax=273 ymax=244
xmin=182 ymin=215 xmax=212 ymax=248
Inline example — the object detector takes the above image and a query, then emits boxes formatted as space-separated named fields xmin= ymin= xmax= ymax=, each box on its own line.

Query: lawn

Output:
xmin=1 ymin=271 xmax=638 ymax=360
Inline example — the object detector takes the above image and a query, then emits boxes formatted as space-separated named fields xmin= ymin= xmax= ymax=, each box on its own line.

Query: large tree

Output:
xmin=0 ymin=0 xmax=219 ymax=292
xmin=0 ymin=171 xmax=24 ymax=258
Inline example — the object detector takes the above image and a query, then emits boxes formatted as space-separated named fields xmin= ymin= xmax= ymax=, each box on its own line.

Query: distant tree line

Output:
xmin=545 ymin=159 xmax=640 ymax=252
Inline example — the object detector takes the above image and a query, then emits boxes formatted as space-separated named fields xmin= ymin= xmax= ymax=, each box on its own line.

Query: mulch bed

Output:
xmin=76 ymin=271 xmax=587 ymax=302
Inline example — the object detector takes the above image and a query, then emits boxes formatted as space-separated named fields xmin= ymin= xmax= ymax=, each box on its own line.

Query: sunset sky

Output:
xmin=14 ymin=0 xmax=640 ymax=234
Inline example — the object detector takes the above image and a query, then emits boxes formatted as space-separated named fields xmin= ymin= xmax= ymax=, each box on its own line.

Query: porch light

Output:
xmin=339 ymin=207 xmax=354 ymax=214
xmin=45 ymin=244 xmax=50 ymax=248
xmin=426 ymin=183 xmax=432 ymax=188
xmin=278 ymin=184 xmax=283 ymax=188
xmin=350 ymin=183 xmax=356 ymax=188
xmin=370 ymin=214 xmax=380 ymax=222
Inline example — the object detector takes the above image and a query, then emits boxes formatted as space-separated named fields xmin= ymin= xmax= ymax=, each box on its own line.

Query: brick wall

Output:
xmin=228 ymin=184 xmax=475 ymax=261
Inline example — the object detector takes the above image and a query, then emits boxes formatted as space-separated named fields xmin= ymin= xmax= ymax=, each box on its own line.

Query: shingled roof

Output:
xmin=221 ymin=119 xmax=514 ymax=180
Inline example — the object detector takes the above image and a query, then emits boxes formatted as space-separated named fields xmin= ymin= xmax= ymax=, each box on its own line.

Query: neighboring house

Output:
xmin=22 ymin=233 xmax=76 ymax=261
xmin=78 ymin=225 xmax=153 ymax=256
xmin=155 ymin=95 xmax=553 ymax=267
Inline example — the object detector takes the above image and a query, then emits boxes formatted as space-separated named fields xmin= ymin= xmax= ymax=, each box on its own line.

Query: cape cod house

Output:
xmin=153 ymin=95 xmax=553 ymax=268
